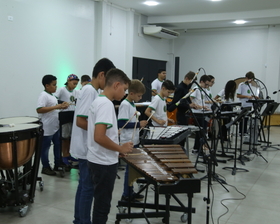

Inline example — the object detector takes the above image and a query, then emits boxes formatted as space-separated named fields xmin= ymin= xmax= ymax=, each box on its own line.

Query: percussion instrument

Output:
xmin=116 ymin=145 xmax=200 ymax=224
xmin=141 ymin=125 xmax=198 ymax=145
xmin=0 ymin=116 xmax=39 ymax=126
xmin=247 ymin=99 xmax=274 ymax=104
xmin=0 ymin=118 xmax=43 ymax=216
xmin=0 ymin=123 xmax=41 ymax=170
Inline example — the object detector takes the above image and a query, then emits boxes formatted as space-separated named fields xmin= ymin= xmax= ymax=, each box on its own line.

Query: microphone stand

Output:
xmin=192 ymin=80 xmax=228 ymax=187
xmin=245 ymin=82 xmax=268 ymax=163
xmin=189 ymin=79 xmax=229 ymax=224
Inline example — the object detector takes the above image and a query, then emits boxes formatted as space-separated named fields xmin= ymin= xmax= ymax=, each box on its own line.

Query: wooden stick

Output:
xmin=119 ymin=112 xmax=136 ymax=132
xmin=139 ymin=110 xmax=155 ymax=132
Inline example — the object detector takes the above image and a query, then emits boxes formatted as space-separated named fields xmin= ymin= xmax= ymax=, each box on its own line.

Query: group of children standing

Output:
xmin=36 ymin=60 xmax=258 ymax=224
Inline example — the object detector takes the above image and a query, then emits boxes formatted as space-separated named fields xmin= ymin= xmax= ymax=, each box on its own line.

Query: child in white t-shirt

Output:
xmin=55 ymin=74 xmax=79 ymax=166
xmin=118 ymin=79 xmax=148 ymax=201
xmin=151 ymin=68 xmax=166 ymax=100
xmin=36 ymin=75 xmax=69 ymax=176
xmin=70 ymin=58 xmax=116 ymax=224
xmin=190 ymin=75 xmax=211 ymax=153
xmin=87 ymin=68 xmax=132 ymax=224
xmin=145 ymin=80 xmax=175 ymax=126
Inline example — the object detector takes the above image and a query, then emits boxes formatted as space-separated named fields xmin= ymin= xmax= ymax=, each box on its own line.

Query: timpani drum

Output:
xmin=0 ymin=116 xmax=39 ymax=126
xmin=0 ymin=123 xmax=41 ymax=170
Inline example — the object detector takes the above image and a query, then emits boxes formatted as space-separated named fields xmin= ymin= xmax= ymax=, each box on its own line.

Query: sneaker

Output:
xmin=63 ymin=156 xmax=79 ymax=166
xmin=41 ymin=167 xmax=56 ymax=176
xmin=132 ymin=192 xmax=144 ymax=200
xmin=62 ymin=157 xmax=71 ymax=166
xmin=192 ymin=149 xmax=198 ymax=154
xmin=121 ymin=195 xmax=141 ymax=203
xmin=69 ymin=156 xmax=79 ymax=166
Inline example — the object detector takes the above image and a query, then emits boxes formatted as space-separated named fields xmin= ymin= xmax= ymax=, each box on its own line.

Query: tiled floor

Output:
xmin=1 ymin=126 xmax=280 ymax=224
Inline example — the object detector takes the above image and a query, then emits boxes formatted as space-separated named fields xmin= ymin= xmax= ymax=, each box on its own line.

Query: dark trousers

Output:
xmin=194 ymin=116 xmax=208 ymax=150
xmin=88 ymin=162 xmax=118 ymax=224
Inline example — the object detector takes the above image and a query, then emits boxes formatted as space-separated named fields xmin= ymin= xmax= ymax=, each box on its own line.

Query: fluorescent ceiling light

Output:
xmin=144 ymin=1 xmax=159 ymax=6
xmin=233 ymin=20 xmax=247 ymax=25
xmin=211 ymin=0 xmax=222 ymax=2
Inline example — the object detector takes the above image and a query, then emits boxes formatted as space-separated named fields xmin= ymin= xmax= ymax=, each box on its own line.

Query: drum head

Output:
xmin=0 ymin=116 xmax=39 ymax=125
xmin=0 ymin=123 xmax=41 ymax=143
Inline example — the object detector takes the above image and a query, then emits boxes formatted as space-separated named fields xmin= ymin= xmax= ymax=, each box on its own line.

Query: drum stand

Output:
xmin=223 ymin=110 xmax=249 ymax=175
xmin=261 ymin=102 xmax=280 ymax=151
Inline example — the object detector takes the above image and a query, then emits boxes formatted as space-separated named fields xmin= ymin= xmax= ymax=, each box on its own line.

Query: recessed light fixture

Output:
xmin=211 ymin=0 xmax=222 ymax=2
xmin=143 ymin=1 xmax=159 ymax=6
xmin=233 ymin=20 xmax=247 ymax=25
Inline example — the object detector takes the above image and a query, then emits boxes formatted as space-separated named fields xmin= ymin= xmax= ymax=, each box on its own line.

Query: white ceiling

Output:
xmin=104 ymin=0 xmax=280 ymax=30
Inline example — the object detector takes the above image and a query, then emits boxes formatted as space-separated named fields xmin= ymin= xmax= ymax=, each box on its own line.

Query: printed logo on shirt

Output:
xmin=247 ymin=90 xmax=251 ymax=94
xmin=70 ymin=95 xmax=75 ymax=102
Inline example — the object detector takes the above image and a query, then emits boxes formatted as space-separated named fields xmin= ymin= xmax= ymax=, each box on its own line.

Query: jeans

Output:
xmin=122 ymin=164 xmax=133 ymax=197
xmin=41 ymin=130 xmax=61 ymax=168
xmin=73 ymin=159 xmax=94 ymax=224
xmin=122 ymin=144 xmax=139 ymax=197
xmin=88 ymin=162 xmax=118 ymax=224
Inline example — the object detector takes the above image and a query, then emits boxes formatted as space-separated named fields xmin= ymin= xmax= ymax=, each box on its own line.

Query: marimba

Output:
xmin=116 ymin=145 xmax=201 ymax=224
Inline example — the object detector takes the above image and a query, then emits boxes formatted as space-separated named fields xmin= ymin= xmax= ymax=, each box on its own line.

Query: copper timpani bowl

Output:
xmin=0 ymin=123 xmax=41 ymax=170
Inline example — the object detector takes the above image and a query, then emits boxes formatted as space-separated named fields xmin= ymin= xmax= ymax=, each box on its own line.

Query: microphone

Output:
xmin=273 ymin=90 xmax=280 ymax=94
xmin=175 ymin=89 xmax=195 ymax=106
xmin=190 ymin=68 xmax=201 ymax=84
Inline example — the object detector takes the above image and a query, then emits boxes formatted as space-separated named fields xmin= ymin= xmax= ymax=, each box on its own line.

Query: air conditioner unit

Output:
xmin=143 ymin=26 xmax=180 ymax=39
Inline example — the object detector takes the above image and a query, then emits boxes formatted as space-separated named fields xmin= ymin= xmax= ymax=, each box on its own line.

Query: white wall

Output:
xmin=0 ymin=0 xmax=96 ymax=117
xmin=174 ymin=26 xmax=280 ymax=103
xmin=2 ymin=0 xmax=280 ymax=119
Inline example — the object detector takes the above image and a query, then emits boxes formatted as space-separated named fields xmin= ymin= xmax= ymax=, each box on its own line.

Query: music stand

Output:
xmin=261 ymin=102 xmax=280 ymax=151
xmin=223 ymin=108 xmax=250 ymax=175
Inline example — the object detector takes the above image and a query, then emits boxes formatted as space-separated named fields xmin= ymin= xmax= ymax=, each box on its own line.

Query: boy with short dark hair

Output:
xmin=118 ymin=79 xmax=148 ymax=201
xmin=36 ymin=74 xmax=69 ymax=175
xmin=151 ymin=68 xmax=167 ymax=98
xmin=70 ymin=58 xmax=115 ymax=224
xmin=87 ymin=68 xmax=132 ymax=224
xmin=237 ymin=71 xmax=259 ymax=134
xmin=80 ymin=74 xmax=91 ymax=87
xmin=55 ymin=74 xmax=79 ymax=166
xmin=145 ymin=79 xmax=175 ymax=126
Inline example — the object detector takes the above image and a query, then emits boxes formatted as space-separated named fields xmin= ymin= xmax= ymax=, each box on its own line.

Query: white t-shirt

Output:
xmin=87 ymin=95 xmax=119 ymax=165
xmin=118 ymin=99 xmax=139 ymax=145
xmin=37 ymin=91 xmax=59 ymax=136
xmin=205 ymin=88 xmax=212 ymax=102
xmin=70 ymin=84 xmax=99 ymax=159
xmin=190 ymin=86 xmax=208 ymax=108
xmin=55 ymin=86 xmax=79 ymax=111
xmin=217 ymin=89 xmax=234 ymax=103
xmin=237 ymin=82 xmax=259 ymax=108
xmin=148 ymin=94 xmax=167 ymax=126
xmin=151 ymin=78 xmax=163 ymax=100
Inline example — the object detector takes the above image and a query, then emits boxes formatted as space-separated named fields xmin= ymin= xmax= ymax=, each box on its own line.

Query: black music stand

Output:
xmin=223 ymin=108 xmax=250 ymax=175
xmin=244 ymin=87 xmax=268 ymax=163
xmin=261 ymin=102 xmax=280 ymax=151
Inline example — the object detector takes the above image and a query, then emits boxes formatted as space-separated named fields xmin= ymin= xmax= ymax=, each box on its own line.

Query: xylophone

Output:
xmin=140 ymin=125 xmax=198 ymax=145
xmin=116 ymin=145 xmax=201 ymax=224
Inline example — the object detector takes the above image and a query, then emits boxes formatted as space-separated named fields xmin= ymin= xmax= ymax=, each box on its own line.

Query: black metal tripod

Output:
xmin=261 ymin=102 xmax=280 ymax=151
xmin=223 ymin=112 xmax=249 ymax=175
xmin=243 ymin=85 xmax=268 ymax=163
